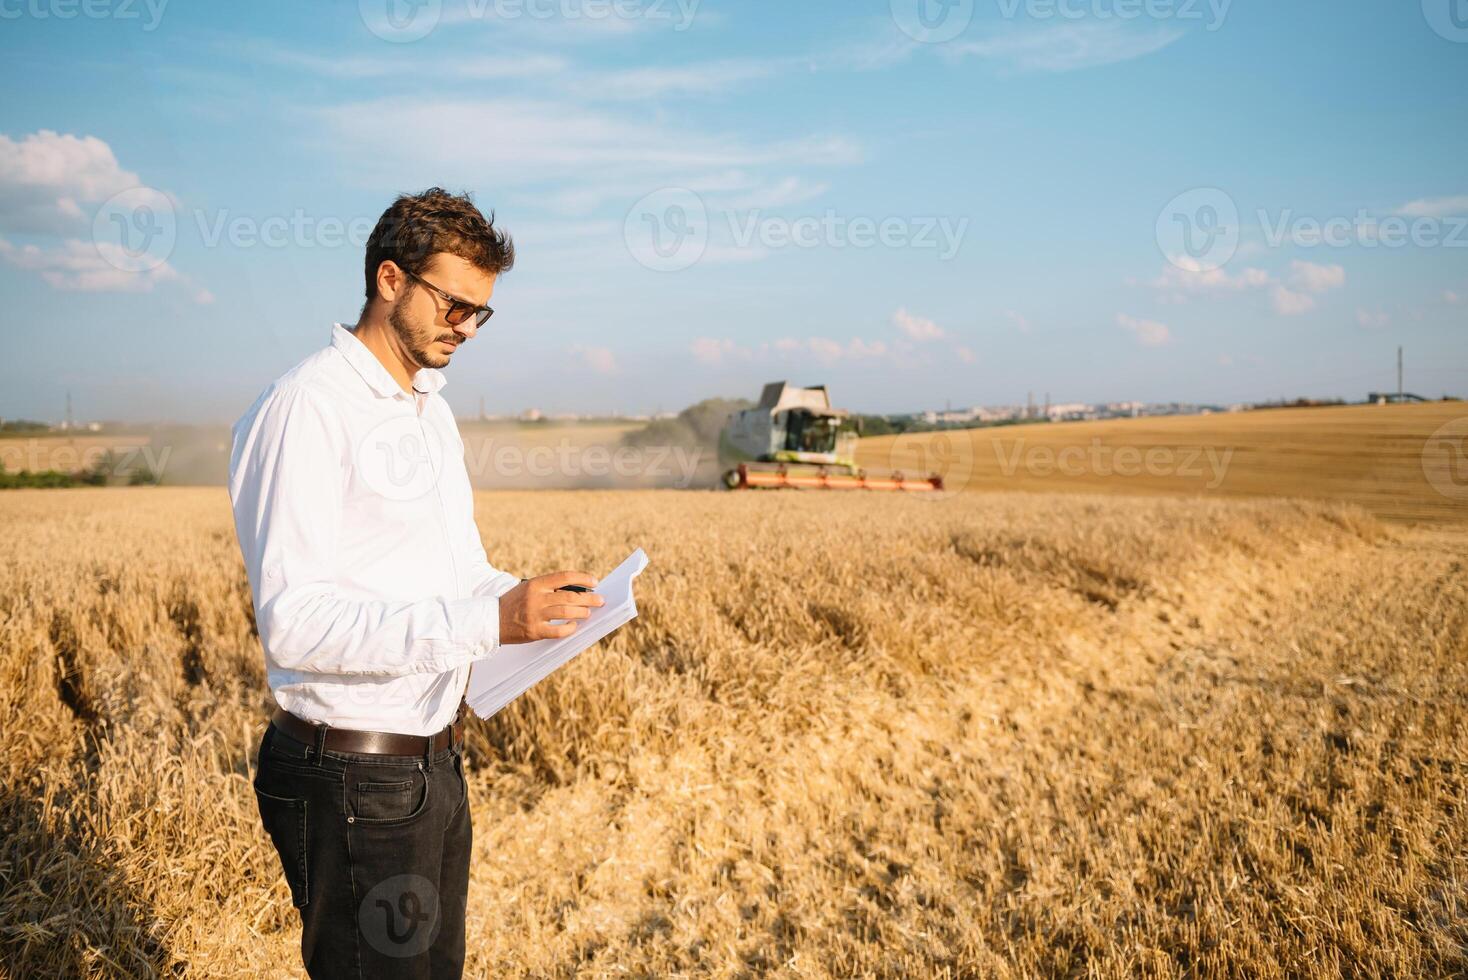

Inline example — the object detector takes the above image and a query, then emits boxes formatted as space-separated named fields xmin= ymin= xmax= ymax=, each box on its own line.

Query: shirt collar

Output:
xmin=331 ymin=323 xmax=448 ymax=398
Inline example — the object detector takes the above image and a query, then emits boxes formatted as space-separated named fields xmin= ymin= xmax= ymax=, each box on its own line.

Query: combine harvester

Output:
xmin=719 ymin=381 xmax=944 ymax=492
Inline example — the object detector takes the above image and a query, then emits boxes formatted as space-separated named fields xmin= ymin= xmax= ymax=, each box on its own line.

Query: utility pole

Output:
xmin=64 ymin=391 xmax=73 ymax=431
xmin=1397 ymin=346 xmax=1403 ymax=402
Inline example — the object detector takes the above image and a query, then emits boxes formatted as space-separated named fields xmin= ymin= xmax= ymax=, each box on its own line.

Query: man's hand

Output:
xmin=498 ymin=571 xmax=607 ymax=644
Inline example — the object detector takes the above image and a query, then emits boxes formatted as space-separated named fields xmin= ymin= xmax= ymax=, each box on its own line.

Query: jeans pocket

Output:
xmin=254 ymin=787 xmax=309 ymax=908
xmin=350 ymin=763 xmax=430 ymax=825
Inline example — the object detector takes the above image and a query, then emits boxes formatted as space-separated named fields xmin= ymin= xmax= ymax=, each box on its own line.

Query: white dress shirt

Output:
xmin=228 ymin=323 xmax=519 ymax=736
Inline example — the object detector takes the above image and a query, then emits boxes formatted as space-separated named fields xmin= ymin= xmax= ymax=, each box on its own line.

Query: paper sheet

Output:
xmin=464 ymin=549 xmax=649 ymax=720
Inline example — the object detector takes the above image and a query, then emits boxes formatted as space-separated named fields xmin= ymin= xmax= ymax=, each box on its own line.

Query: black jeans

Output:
xmin=252 ymin=722 xmax=472 ymax=979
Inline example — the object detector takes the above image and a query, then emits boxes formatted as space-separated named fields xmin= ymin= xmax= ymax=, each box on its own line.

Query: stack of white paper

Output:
xmin=465 ymin=549 xmax=649 ymax=720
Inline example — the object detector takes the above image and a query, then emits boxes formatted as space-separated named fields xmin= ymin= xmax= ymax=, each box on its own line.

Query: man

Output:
xmin=228 ymin=187 xmax=604 ymax=979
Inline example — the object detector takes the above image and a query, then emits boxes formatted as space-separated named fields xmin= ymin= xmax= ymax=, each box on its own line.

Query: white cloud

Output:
xmin=1265 ymin=260 xmax=1344 ymax=315
xmin=1271 ymin=286 xmax=1315 ymax=316
xmin=691 ymin=336 xmax=737 ymax=364
xmin=578 ymin=59 xmax=783 ymax=100
xmin=1287 ymin=259 xmax=1345 ymax=294
xmin=312 ymin=98 xmax=861 ymax=192
xmin=1005 ymin=310 xmax=1030 ymax=333
xmin=1445 ymin=290 xmax=1463 ymax=305
xmin=848 ymin=338 xmax=888 ymax=358
xmin=1152 ymin=257 xmax=1272 ymax=298
xmin=954 ymin=346 xmax=976 ymax=364
xmin=1356 ymin=309 xmax=1391 ymax=329
xmin=1396 ymin=195 xmax=1468 ymax=218
xmin=0 ymin=131 xmax=211 ymax=301
xmin=721 ymin=176 xmax=829 ymax=211
xmin=807 ymin=337 xmax=845 ymax=363
xmin=947 ymin=22 xmax=1185 ymax=73
xmin=1116 ymin=313 xmax=1170 ymax=347
xmin=568 ymin=344 xmax=618 ymax=374
xmin=1147 ymin=257 xmax=1344 ymax=317
xmin=893 ymin=307 xmax=944 ymax=341
xmin=0 ymin=130 xmax=141 ymax=233
xmin=0 ymin=236 xmax=186 ymax=294
xmin=770 ymin=336 xmax=889 ymax=363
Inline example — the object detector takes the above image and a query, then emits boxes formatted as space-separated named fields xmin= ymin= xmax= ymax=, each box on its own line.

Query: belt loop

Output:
xmin=424 ymin=731 xmax=435 ymax=772
xmin=312 ymin=720 xmax=329 ymax=767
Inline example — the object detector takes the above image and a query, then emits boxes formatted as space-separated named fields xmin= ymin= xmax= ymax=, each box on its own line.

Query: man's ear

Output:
xmin=376 ymin=261 xmax=406 ymax=304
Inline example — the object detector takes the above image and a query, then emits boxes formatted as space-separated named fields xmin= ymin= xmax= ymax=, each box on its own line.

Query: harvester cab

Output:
xmin=719 ymin=382 xmax=943 ymax=492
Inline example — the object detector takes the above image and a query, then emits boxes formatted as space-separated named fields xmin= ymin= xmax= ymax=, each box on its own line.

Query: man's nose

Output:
xmin=453 ymin=320 xmax=478 ymax=341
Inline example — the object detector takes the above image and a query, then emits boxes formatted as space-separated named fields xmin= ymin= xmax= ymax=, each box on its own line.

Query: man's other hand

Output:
xmin=498 ymin=571 xmax=607 ymax=644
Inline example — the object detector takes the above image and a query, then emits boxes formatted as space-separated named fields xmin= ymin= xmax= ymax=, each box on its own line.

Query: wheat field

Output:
xmin=863 ymin=401 xmax=1468 ymax=524
xmin=1 ymin=482 xmax=1465 ymax=978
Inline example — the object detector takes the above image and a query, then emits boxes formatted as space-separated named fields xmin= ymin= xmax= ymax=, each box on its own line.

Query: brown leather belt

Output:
xmin=271 ymin=707 xmax=464 ymax=757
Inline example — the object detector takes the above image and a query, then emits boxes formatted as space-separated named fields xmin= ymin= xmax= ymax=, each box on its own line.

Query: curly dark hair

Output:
xmin=362 ymin=187 xmax=514 ymax=302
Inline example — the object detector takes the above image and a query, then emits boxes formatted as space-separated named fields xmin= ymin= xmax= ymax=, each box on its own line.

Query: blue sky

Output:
xmin=1 ymin=0 xmax=1466 ymax=422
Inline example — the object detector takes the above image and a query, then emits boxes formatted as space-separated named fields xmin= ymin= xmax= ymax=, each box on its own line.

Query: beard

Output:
xmin=389 ymin=298 xmax=456 ymax=370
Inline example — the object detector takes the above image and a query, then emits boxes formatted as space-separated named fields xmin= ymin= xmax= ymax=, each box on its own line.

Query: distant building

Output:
xmin=1045 ymin=402 xmax=1091 ymax=421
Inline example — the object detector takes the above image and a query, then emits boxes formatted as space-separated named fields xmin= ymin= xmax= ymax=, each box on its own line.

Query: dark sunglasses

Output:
xmin=404 ymin=269 xmax=495 ymax=328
